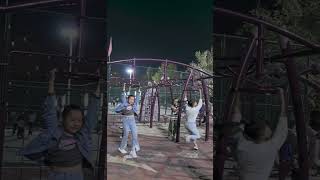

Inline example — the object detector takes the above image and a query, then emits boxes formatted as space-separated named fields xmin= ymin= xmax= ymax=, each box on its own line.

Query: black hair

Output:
xmin=244 ymin=120 xmax=268 ymax=140
xmin=172 ymin=98 xmax=179 ymax=104
xmin=62 ymin=104 xmax=84 ymax=122
xmin=127 ymin=95 xmax=135 ymax=99
xmin=188 ymin=100 xmax=197 ymax=107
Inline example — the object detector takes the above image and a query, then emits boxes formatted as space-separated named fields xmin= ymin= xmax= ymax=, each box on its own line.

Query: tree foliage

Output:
xmin=191 ymin=48 xmax=214 ymax=74
xmin=239 ymin=0 xmax=320 ymax=42
xmin=151 ymin=63 xmax=177 ymax=82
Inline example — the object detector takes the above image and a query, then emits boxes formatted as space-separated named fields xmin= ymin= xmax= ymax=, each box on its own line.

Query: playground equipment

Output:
xmin=213 ymin=7 xmax=320 ymax=180
xmin=106 ymin=58 xmax=214 ymax=143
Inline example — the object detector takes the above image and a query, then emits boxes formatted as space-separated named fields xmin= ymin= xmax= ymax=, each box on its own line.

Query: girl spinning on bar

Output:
xmin=184 ymin=90 xmax=203 ymax=150
xmin=115 ymin=83 xmax=141 ymax=158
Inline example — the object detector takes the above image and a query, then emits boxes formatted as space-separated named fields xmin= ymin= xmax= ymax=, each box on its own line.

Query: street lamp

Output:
xmin=61 ymin=27 xmax=78 ymax=104
xmin=127 ymin=68 xmax=133 ymax=79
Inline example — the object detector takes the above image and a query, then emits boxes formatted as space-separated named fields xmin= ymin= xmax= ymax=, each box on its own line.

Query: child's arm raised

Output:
xmin=271 ymin=88 xmax=288 ymax=148
xmin=82 ymin=77 xmax=101 ymax=134
xmin=120 ymin=83 xmax=127 ymax=104
xmin=133 ymin=88 xmax=141 ymax=113
xmin=231 ymin=93 xmax=242 ymax=123
xmin=195 ymin=90 xmax=203 ymax=111
xmin=42 ymin=69 xmax=58 ymax=132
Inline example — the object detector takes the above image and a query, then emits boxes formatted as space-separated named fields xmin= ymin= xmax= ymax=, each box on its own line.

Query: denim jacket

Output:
xmin=114 ymin=92 xmax=140 ymax=114
xmin=20 ymin=94 xmax=100 ymax=169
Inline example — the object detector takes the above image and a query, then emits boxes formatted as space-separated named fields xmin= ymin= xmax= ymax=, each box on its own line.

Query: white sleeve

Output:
xmin=231 ymin=112 xmax=242 ymax=123
xmin=195 ymin=99 xmax=203 ymax=111
xmin=271 ymin=116 xmax=288 ymax=148
xmin=185 ymin=104 xmax=191 ymax=111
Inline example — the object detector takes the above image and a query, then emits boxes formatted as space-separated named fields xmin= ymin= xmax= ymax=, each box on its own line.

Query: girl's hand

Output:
xmin=123 ymin=83 xmax=126 ymax=92
xmin=49 ymin=68 xmax=57 ymax=81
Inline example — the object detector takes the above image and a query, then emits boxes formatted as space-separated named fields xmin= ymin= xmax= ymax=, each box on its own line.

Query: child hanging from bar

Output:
xmin=115 ymin=83 xmax=141 ymax=158
xmin=21 ymin=69 xmax=101 ymax=180
xmin=184 ymin=89 xmax=203 ymax=150
xmin=230 ymin=88 xmax=288 ymax=180
xmin=168 ymin=98 xmax=180 ymax=139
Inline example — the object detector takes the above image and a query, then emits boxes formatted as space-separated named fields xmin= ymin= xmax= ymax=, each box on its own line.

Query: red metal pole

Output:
xmin=201 ymin=79 xmax=210 ymax=141
xmin=256 ymin=24 xmax=264 ymax=78
xmin=213 ymin=37 xmax=257 ymax=180
xmin=157 ymin=88 xmax=160 ymax=122
xmin=283 ymin=40 xmax=309 ymax=180
xmin=150 ymin=87 xmax=155 ymax=128
xmin=138 ymin=91 xmax=146 ymax=122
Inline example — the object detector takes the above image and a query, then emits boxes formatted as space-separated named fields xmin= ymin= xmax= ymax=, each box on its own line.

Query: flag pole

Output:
xmin=107 ymin=38 xmax=112 ymax=105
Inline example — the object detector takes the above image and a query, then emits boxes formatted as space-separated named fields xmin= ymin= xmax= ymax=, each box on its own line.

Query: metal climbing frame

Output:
xmin=107 ymin=58 xmax=214 ymax=143
xmin=213 ymin=7 xmax=320 ymax=180
xmin=0 ymin=0 xmax=108 ymax=180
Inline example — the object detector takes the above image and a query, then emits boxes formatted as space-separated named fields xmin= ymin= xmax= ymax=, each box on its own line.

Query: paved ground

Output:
xmin=106 ymin=114 xmax=214 ymax=180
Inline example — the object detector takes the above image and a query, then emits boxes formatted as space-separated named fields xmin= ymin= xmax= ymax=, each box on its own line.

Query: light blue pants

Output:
xmin=186 ymin=122 xmax=200 ymax=142
xmin=48 ymin=171 xmax=83 ymax=180
xmin=120 ymin=116 xmax=140 ymax=151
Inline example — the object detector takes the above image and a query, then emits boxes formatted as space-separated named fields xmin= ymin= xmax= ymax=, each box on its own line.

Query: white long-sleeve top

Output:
xmin=185 ymin=99 xmax=203 ymax=123
xmin=231 ymin=112 xmax=288 ymax=180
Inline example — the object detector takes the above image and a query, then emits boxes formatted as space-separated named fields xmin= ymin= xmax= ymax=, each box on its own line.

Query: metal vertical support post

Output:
xmin=201 ymin=78 xmax=210 ymax=141
xmin=165 ymin=87 xmax=167 ymax=115
xmin=249 ymin=96 xmax=256 ymax=123
xmin=78 ymin=0 xmax=86 ymax=60
xmin=305 ymin=56 xmax=310 ymax=123
xmin=282 ymin=40 xmax=309 ymax=180
xmin=164 ymin=61 xmax=168 ymax=114
xmin=98 ymin=62 xmax=108 ymax=180
xmin=213 ymin=36 xmax=257 ymax=180
xmin=164 ymin=60 xmax=168 ymax=80
xmin=67 ymin=36 xmax=73 ymax=104
xmin=176 ymin=70 xmax=194 ymax=142
xmin=138 ymin=91 xmax=146 ymax=122
xmin=132 ymin=58 xmax=136 ymax=81
xmin=149 ymin=87 xmax=155 ymax=128
xmin=157 ymin=88 xmax=160 ymax=122
xmin=256 ymin=24 xmax=264 ymax=78
xmin=0 ymin=5 xmax=10 ymax=179
xmin=169 ymin=86 xmax=173 ymax=101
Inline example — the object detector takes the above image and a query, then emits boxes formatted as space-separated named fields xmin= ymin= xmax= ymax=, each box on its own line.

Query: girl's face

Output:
xmin=128 ymin=96 xmax=135 ymax=105
xmin=63 ymin=110 xmax=83 ymax=134
xmin=262 ymin=126 xmax=272 ymax=140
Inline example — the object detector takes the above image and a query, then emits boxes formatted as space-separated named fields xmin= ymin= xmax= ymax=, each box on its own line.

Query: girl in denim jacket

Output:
xmin=21 ymin=69 xmax=101 ymax=180
xmin=115 ymin=83 xmax=141 ymax=158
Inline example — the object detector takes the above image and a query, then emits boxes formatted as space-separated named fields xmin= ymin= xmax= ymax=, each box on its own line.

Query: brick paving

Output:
xmin=106 ymin=115 xmax=214 ymax=180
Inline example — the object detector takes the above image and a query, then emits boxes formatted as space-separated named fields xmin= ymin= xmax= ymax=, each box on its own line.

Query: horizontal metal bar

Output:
xmin=214 ymin=7 xmax=320 ymax=51
xmin=23 ymin=9 xmax=106 ymax=22
xmin=213 ymin=33 xmax=305 ymax=47
xmin=0 ymin=0 xmax=77 ymax=13
xmin=107 ymin=58 xmax=216 ymax=78
xmin=237 ymin=87 xmax=278 ymax=94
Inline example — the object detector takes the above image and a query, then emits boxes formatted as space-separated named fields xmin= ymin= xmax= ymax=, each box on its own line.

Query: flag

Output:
xmin=107 ymin=37 xmax=112 ymax=58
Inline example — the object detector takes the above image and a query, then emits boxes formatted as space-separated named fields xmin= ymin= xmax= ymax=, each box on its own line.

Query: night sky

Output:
xmin=108 ymin=0 xmax=212 ymax=63
xmin=214 ymin=0 xmax=258 ymax=34
xmin=1 ymin=1 xmax=107 ymax=78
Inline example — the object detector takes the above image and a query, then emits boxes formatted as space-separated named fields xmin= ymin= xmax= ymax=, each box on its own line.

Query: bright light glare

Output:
xmin=127 ymin=68 xmax=133 ymax=74
xmin=61 ymin=27 xmax=78 ymax=38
